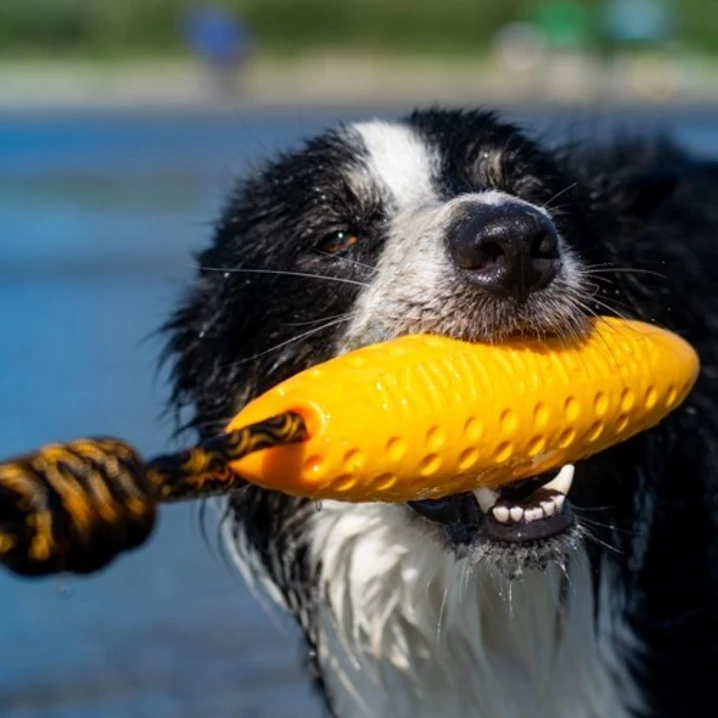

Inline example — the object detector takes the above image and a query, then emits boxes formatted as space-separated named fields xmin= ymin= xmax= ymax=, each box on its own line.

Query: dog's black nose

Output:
xmin=449 ymin=204 xmax=561 ymax=303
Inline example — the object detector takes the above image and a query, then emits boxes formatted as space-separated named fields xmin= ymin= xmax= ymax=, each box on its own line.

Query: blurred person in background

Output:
xmin=182 ymin=4 xmax=252 ymax=98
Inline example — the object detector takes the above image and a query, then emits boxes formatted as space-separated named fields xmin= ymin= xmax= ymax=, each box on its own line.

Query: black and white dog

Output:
xmin=163 ymin=109 xmax=718 ymax=717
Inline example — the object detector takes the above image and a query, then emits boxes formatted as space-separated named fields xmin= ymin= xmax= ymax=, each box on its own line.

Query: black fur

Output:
xmin=163 ymin=109 xmax=718 ymax=717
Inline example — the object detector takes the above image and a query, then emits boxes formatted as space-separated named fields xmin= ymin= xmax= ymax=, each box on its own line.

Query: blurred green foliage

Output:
xmin=0 ymin=0 xmax=716 ymax=57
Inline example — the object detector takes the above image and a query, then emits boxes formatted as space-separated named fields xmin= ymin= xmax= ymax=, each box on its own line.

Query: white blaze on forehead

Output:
xmin=340 ymin=122 xmax=585 ymax=354
xmin=353 ymin=121 xmax=439 ymax=209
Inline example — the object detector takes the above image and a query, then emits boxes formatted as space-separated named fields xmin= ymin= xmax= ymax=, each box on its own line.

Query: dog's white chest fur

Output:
xmin=307 ymin=502 xmax=642 ymax=718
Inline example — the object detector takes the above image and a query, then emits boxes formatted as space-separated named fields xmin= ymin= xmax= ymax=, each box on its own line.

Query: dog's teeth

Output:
xmin=524 ymin=507 xmax=544 ymax=522
xmin=474 ymin=488 xmax=499 ymax=513
xmin=543 ymin=464 xmax=575 ymax=496
xmin=486 ymin=465 xmax=574 ymax=525
xmin=493 ymin=505 xmax=510 ymax=522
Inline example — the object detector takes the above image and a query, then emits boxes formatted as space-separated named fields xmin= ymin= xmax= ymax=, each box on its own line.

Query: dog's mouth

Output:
xmin=408 ymin=464 xmax=575 ymax=544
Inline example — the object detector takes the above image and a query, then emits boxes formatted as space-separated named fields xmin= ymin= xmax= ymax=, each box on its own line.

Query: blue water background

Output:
xmin=1 ymin=105 xmax=717 ymax=717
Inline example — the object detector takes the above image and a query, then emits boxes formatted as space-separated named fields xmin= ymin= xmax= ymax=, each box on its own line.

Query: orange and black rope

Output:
xmin=0 ymin=411 xmax=307 ymax=577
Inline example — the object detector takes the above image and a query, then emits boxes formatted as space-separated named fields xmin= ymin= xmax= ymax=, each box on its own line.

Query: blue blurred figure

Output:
xmin=602 ymin=0 xmax=674 ymax=47
xmin=183 ymin=5 xmax=252 ymax=97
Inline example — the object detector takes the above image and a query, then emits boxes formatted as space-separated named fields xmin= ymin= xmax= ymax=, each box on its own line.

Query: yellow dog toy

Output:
xmin=227 ymin=317 xmax=698 ymax=501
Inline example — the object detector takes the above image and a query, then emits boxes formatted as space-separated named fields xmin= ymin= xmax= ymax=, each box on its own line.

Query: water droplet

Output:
xmin=223 ymin=272 xmax=230 ymax=279
xmin=57 ymin=582 xmax=74 ymax=599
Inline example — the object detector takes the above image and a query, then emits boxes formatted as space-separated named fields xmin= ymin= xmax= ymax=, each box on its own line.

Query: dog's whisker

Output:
xmin=581 ymin=275 xmax=616 ymax=287
xmin=311 ymin=247 xmax=378 ymax=275
xmin=558 ymin=283 xmax=635 ymax=323
xmin=566 ymin=283 xmax=641 ymax=318
xmin=221 ymin=316 xmax=353 ymax=368
xmin=576 ymin=515 xmax=643 ymax=537
xmin=582 ymin=296 xmax=638 ymax=323
xmin=197 ymin=266 xmax=371 ymax=288
xmin=581 ymin=266 xmax=668 ymax=281
xmin=554 ymin=287 xmax=638 ymax=363
xmin=591 ymin=296 xmax=642 ymax=316
xmin=283 ymin=312 xmax=358 ymax=328
xmin=542 ymin=181 xmax=578 ymax=209
xmin=578 ymin=525 xmax=626 ymax=558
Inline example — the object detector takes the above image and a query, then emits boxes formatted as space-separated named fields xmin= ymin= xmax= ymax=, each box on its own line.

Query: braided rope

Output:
xmin=0 ymin=411 xmax=307 ymax=575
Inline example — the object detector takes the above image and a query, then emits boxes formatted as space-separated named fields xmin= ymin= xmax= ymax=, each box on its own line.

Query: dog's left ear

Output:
xmin=620 ymin=167 xmax=682 ymax=217
xmin=573 ymin=137 xmax=687 ymax=219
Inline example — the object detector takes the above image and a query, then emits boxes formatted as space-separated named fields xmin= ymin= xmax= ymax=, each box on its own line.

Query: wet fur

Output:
xmin=163 ymin=109 xmax=718 ymax=717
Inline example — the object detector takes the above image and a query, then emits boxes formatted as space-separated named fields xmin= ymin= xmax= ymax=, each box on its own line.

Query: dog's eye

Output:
xmin=317 ymin=231 xmax=358 ymax=254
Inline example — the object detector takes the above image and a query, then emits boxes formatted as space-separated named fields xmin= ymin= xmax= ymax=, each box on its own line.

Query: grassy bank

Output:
xmin=1 ymin=51 xmax=716 ymax=110
xmin=2 ymin=0 xmax=718 ymax=58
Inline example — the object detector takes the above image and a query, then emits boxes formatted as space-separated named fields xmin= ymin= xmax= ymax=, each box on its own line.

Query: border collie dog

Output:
xmin=164 ymin=109 xmax=718 ymax=717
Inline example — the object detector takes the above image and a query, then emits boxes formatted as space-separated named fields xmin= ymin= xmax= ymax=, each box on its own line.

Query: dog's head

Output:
xmin=165 ymin=108 xmax=633 ymax=562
